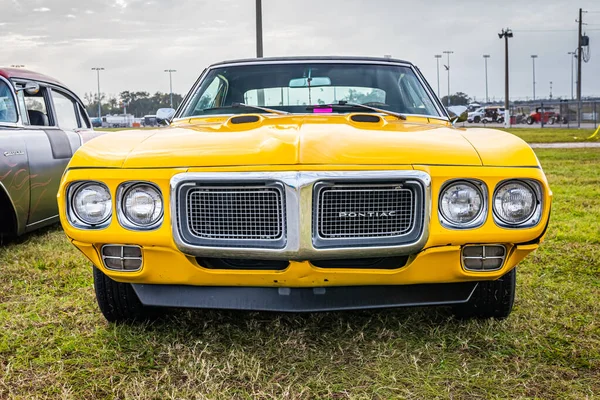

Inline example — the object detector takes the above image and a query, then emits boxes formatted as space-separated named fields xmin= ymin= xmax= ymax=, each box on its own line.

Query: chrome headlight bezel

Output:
xmin=493 ymin=179 xmax=543 ymax=228
xmin=117 ymin=181 xmax=164 ymax=231
xmin=438 ymin=179 xmax=488 ymax=229
xmin=67 ymin=181 xmax=112 ymax=229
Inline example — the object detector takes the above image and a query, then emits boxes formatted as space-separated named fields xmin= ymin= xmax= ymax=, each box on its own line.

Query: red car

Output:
xmin=526 ymin=107 xmax=560 ymax=125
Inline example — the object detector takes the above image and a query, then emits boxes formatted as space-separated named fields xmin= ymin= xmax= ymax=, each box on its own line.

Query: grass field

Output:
xmin=499 ymin=128 xmax=599 ymax=144
xmin=1 ymin=149 xmax=599 ymax=399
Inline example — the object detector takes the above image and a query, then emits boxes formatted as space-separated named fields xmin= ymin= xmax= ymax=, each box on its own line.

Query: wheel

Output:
xmin=474 ymin=116 xmax=481 ymax=123
xmin=452 ymin=268 xmax=516 ymax=319
xmin=497 ymin=117 xmax=504 ymax=124
xmin=548 ymin=117 xmax=555 ymax=125
xmin=526 ymin=116 xmax=534 ymax=125
xmin=93 ymin=266 xmax=161 ymax=323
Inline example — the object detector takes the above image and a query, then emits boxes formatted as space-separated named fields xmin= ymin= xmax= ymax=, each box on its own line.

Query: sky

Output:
xmin=1 ymin=0 xmax=599 ymax=103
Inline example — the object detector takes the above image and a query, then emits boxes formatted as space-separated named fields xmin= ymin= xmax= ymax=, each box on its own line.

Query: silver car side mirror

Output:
xmin=156 ymin=108 xmax=176 ymax=126
xmin=15 ymin=81 xmax=40 ymax=95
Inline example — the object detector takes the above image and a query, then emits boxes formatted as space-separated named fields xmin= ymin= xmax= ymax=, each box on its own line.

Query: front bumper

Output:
xmin=74 ymin=239 xmax=538 ymax=287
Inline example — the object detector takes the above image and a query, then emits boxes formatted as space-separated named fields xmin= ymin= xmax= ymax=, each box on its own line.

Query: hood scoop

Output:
xmin=230 ymin=115 xmax=261 ymax=124
xmin=350 ymin=114 xmax=382 ymax=123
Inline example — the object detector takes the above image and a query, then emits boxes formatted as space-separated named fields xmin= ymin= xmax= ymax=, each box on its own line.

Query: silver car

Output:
xmin=0 ymin=68 xmax=101 ymax=237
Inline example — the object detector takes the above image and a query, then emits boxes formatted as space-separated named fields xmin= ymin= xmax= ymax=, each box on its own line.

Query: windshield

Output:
xmin=180 ymin=63 xmax=441 ymax=118
xmin=0 ymin=80 xmax=18 ymax=124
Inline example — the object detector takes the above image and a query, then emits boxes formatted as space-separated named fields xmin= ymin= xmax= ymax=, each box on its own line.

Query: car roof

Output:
xmin=0 ymin=67 xmax=65 ymax=87
xmin=209 ymin=56 xmax=413 ymax=67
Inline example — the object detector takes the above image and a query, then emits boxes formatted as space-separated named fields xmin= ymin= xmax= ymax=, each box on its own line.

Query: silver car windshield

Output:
xmin=180 ymin=63 xmax=441 ymax=118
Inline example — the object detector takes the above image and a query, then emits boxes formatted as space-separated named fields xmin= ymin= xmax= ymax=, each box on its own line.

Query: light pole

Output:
xmin=483 ymin=55 xmax=490 ymax=104
xmin=498 ymin=28 xmax=513 ymax=128
xmin=549 ymin=81 xmax=553 ymax=100
xmin=164 ymin=69 xmax=177 ymax=108
xmin=568 ymin=51 xmax=576 ymax=100
xmin=91 ymin=67 xmax=104 ymax=118
xmin=530 ymin=55 xmax=538 ymax=101
xmin=256 ymin=0 xmax=263 ymax=58
xmin=443 ymin=50 xmax=453 ymax=106
xmin=434 ymin=55 xmax=442 ymax=98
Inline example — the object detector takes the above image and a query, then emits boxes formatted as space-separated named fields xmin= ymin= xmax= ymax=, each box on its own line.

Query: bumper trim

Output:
xmin=132 ymin=282 xmax=477 ymax=312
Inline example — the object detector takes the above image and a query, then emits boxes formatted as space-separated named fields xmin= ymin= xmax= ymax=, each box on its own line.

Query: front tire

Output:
xmin=93 ymin=266 xmax=160 ymax=323
xmin=452 ymin=268 xmax=516 ymax=319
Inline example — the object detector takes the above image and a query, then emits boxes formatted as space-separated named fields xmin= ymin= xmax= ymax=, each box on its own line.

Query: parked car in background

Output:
xmin=143 ymin=115 xmax=157 ymax=127
xmin=0 ymin=67 xmax=102 ymax=238
xmin=467 ymin=107 xmax=485 ymax=123
xmin=58 ymin=56 xmax=552 ymax=322
xmin=527 ymin=107 xmax=559 ymax=125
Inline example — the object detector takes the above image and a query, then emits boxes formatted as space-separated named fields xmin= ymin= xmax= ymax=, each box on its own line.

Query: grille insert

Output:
xmin=317 ymin=184 xmax=415 ymax=239
xmin=184 ymin=185 xmax=285 ymax=243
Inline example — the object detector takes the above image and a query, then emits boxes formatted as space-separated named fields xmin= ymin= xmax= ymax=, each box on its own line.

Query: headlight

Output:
xmin=439 ymin=180 xmax=486 ymax=228
xmin=70 ymin=182 xmax=112 ymax=227
xmin=493 ymin=180 xmax=538 ymax=226
xmin=119 ymin=183 xmax=163 ymax=229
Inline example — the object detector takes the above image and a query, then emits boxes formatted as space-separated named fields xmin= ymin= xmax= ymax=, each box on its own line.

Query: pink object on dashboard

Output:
xmin=314 ymin=108 xmax=333 ymax=113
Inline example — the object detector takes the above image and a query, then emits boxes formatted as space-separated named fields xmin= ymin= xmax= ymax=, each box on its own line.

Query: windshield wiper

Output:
xmin=203 ymin=102 xmax=289 ymax=115
xmin=308 ymin=101 xmax=406 ymax=120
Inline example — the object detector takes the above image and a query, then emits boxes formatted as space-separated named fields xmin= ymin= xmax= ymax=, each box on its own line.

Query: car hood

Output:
xmin=70 ymin=114 xmax=539 ymax=169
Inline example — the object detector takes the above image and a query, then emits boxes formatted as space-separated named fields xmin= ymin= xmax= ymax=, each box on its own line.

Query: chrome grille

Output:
xmin=185 ymin=186 xmax=284 ymax=241
xmin=317 ymin=184 xmax=415 ymax=239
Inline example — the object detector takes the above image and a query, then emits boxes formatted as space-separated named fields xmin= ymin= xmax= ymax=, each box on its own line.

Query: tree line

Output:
xmin=84 ymin=91 xmax=184 ymax=118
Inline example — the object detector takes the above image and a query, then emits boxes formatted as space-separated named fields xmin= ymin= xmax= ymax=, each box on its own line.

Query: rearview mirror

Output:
xmin=156 ymin=108 xmax=175 ymax=126
xmin=289 ymin=77 xmax=331 ymax=88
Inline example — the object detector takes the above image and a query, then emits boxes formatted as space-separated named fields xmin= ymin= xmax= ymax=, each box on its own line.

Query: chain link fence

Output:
xmin=508 ymin=100 xmax=599 ymax=128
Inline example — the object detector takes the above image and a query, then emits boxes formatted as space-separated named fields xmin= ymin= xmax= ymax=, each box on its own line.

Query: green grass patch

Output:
xmin=501 ymin=128 xmax=599 ymax=143
xmin=1 ymin=149 xmax=599 ymax=398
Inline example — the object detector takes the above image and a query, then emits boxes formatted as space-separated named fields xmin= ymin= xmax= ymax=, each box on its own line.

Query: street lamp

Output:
xmin=498 ymin=28 xmax=513 ymax=128
xmin=164 ymin=69 xmax=177 ymax=108
xmin=483 ymin=55 xmax=490 ymax=104
xmin=91 ymin=67 xmax=105 ymax=119
xmin=434 ymin=55 xmax=442 ymax=98
xmin=256 ymin=0 xmax=263 ymax=58
xmin=568 ymin=51 xmax=576 ymax=100
xmin=443 ymin=50 xmax=453 ymax=106
xmin=530 ymin=55 xmax=538 ymax=101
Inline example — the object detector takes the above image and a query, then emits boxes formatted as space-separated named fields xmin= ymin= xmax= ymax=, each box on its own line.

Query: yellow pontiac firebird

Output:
xmin=58 ymin=57 xmax=552 ymax=322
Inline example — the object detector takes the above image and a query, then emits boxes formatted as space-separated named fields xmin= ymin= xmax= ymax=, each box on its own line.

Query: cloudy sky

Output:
xmin=1 ymin=0 xmax=599 ymax=102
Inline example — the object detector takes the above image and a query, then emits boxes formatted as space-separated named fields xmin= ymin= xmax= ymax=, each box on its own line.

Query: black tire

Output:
xmin=93 ymin=266 xmax=160 ymax=323
xmin=452 ymin=268 xmax=516 ymax=319
xmin=548 ymin=117 xmax=555 ymax=125
xmin=474 ymin=116 xmax=481 ymax=123
xmin=526 ymin=116 xmax=534 ymax=125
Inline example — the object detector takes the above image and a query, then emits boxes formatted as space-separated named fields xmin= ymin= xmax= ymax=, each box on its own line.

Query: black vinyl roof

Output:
xmin=210 ymin=56 xmax=412 ymax=67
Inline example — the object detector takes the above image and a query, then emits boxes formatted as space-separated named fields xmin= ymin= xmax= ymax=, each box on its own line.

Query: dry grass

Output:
xmin=0 ymin=149 xmax=599 ymax=399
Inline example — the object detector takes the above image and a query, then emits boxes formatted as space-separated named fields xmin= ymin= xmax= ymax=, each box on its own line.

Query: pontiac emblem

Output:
xmin=338 ymin=211 xmax=397 ymax=218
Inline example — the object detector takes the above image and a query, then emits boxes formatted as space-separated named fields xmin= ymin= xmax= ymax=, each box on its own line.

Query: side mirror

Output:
xmin=156 ymin=108 xmax=175 ymax=126
xmin=15 ymin=81 xmax=40 ymax=95
xmin=447 ymin=105 xmax=468 ymax=124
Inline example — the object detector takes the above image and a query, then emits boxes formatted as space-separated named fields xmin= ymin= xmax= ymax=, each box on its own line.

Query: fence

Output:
xmin=508 ymin=100 xmax=599 ymax=129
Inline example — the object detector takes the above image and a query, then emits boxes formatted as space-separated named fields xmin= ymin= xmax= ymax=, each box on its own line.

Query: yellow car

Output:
xmin=58 ymin=57 xmax=551 ymax=322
